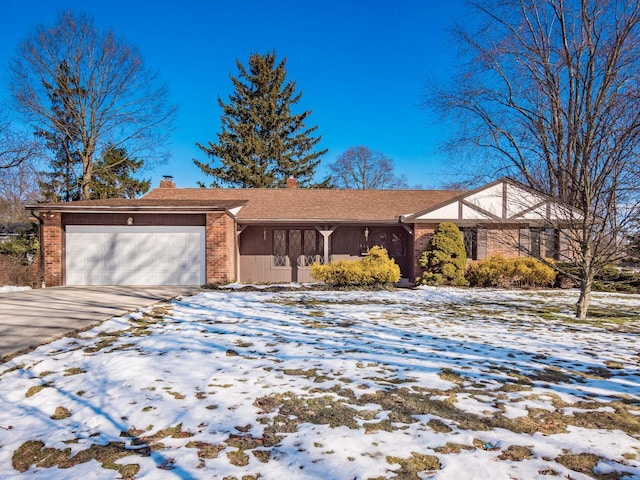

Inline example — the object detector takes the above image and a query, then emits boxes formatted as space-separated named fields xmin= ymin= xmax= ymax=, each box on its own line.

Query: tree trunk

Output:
xmin=576 ymin=275 xmax=593 ymax=319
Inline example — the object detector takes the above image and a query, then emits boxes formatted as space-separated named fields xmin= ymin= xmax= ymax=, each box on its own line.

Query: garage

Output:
xmin=65 ymin=225 xmax=206 ymax=285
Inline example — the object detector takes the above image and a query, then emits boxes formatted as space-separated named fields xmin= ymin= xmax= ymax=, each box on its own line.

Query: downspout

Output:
xmin=29 ymin=209 xmax=46 ymax=288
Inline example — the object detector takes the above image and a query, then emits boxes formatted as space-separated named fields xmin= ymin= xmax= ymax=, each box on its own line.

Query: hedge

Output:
xmin=311 ymin=246 xmax=400 ymax=287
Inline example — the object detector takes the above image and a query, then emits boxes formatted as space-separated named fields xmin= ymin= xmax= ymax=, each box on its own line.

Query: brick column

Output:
xmin=205 ymin=212 xmax=236 ymax=284
xmin=42 ymin=212 xmax=63 ymax=287
xmin=413 ymin=224 xmax=436 ymax=279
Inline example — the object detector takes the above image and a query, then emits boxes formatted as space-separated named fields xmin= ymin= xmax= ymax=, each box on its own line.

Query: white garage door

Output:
xmin=66 ymin=225 xmax=205 ymax=285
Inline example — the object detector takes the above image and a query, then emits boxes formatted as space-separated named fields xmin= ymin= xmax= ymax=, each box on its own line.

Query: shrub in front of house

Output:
xmin=416 ymin=222 xmax=467 ymax=286
xmin=557 ymin=262 xmax=640 ymax=293
xmin=0 ymin=225 xmax=40 ymax=287
xmin=311 ymin=246 xmax=400 ymax=287
xmin=466 ymin=255 xmax=556 ymax=288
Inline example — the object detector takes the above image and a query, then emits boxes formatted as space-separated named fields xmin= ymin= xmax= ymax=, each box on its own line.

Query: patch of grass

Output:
xmin=63 ymin=367 xmax=85 ymax=376
xmin=433 ymin=443 xmax=475 ymax=454
xmin=119 ymin=464 xmax=140 ymax=479
xmin=300 ymin=320 xmax=330 ymax=328
xmin=0 ymin=363 xmax=25 ymax=378
xmin=25 ymin=383 xmax=51 ymax=398
xmin=227 ymin=449 xmax=249 ymax=467
xmin=186 ymin=441 xmax=224 ymax=459
xmin=12 ymin=441 xmax=70 ymax=472
xmin=252 ymin=450 xmax=271 ymax=463
xmin=498 ymin=445 xmax=533 ymax=461
xmin=255 ymin=392 xmax=368 ymax=430
xmin=604 ymin=360 xmax=624 ymax=369
xmin=427 ymin=418 xmax=452 ymax=433
xmin=363 ymin=420 xmax=394 ymax=433
xmin=164 ymin=389 xmax=185 ymax=400
xmin=50 ymin=406 xmax=71 ymax=420
xmin=12 ymin=440 xmax=143 ymax=475
xmin=556 ymin=452 xmax=631 ymax=479
xmin=385 ymin=452 xmax=441 ymax=479
xmin=438 ymin=368 xmax=465 ymax=386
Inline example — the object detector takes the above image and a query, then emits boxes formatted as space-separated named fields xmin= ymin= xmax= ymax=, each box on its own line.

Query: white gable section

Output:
xmin=413 ymin=202 xmax=459 ymax=220
xmin=411 ymin=179 xmax=572 ymax=222
xmin=505 ymin=184 xmax=546 ymax=219
xmin=464 ymin=183 xmax=504 ymax=217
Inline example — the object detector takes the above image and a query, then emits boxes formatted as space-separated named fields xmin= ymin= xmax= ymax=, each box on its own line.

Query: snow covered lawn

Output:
xmin=0 ymin=287 xmax=639 ymax=479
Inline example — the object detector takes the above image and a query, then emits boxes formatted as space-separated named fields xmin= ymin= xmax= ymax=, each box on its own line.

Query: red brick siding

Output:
xmin=486 ymin=227 xmax=521 ymax=258
xmin=42 ymin=213 xmax=63 ymax=286
xmin=412 ymin=224 xmax=523 ymax=277
xmin=205 ymin=213 xmax=236 ymax=284
xmin=413 ymin=224 xmax=437 ymax=279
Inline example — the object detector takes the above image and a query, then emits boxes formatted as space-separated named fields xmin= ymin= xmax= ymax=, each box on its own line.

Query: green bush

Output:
xmin=466 ymin=255 xmax=556 ymax=288
xmin=0 ymin=225 xmax=39 ymax=265
xmin=417 ymin=222 xmax=467 ymax=286
xmin=311 ymin=246 xmax=400 ymax=287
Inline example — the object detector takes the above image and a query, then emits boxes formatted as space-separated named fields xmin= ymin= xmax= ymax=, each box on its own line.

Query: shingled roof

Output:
xmin=26 ymin=198 xmax=246 ymax=213
xmin=143 ymin=188 xmax=464 ymax=223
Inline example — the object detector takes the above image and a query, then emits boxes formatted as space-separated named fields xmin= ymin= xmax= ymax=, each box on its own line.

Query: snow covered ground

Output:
xmin=0 ymin=287 xmax=638 ymax=479
xmin=0 ymin=286 xmax=31 ymax=293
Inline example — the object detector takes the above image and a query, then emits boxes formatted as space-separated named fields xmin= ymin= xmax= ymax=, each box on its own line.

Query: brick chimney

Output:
xmin=286 ymin=176 xmax=297 ymax=189
xmin=159 ymin=175 xmax=176 ymax=188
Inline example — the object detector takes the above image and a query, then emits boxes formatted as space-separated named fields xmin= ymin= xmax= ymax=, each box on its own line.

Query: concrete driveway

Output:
xmin=0 ymin=286 xmax=201 ymax=361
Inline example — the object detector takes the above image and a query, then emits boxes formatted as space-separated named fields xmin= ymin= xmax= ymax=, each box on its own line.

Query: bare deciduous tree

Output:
xmin=0 ymin=118 xmax=40 ymax=170
xmin=10 ymin=11 xmax=175 ymax=200
xmin=431 ymin=0 xmax=640 ymax=318
xmin=0 ymin=162 xmax=41 ymax=224
xmin=329 ymin=146 xmax=408 ymax=189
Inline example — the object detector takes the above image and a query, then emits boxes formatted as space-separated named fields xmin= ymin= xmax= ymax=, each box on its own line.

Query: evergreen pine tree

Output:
xmin=417 ymin=222 xmax=468 ymax=286
xmin=195 ymin=51 xmax=328 ymax=188
xmin=35 ymin=60 xmax=83 ymax=202
xmin=90 ymin=145 xmax=151 ymax=199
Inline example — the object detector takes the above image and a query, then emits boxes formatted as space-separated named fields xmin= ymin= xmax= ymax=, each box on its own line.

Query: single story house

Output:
xmin=27 ymin=177 xmax=573 ymax=286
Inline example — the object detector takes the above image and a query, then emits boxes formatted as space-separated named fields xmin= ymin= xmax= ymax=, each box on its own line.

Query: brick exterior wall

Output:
xmin=486 ymin=227 xmax=521 ymax=258
xmin=412 ymin=224 xmax=524 ymax=279
xmin=42 ymin=213 xmax=63 ymax=287
xmin=205 ymin=212 xmax=236 ymax=284
xmin=413 ymin=224 xmax=437 ymax=279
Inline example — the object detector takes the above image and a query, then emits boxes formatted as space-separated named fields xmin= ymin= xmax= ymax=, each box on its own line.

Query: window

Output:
xmin=460 ymin=228 xmax=477 ymax=260
xmin=528 ymin=228 xmax=559 ymax=260
xmin=391 ymin=232 xmax=405 ymax=257
xmin=544 ymin=228 xmax=558 ymax=259
xmin=273 ymin=229 xmax=288 ymax=267
xmin=301 ymin=229 xmax=322 ymax=266
xmin=272 ymin=229 xmax=324 ymax=267
xmin=530 ymin=228 xmax=542 ymax=257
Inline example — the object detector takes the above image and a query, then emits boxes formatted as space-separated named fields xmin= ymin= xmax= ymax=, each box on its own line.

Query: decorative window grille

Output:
xmin=461 ymin=228 xmax=477 ymax=260
xmin=273 ymin=230 xmax=287 ymax=267
xmin=273 ymin=229 xmax=325 ymax=267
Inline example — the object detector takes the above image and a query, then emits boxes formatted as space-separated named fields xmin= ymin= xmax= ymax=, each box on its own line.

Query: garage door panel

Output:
xmin=66 ymin=226 xmax=205 ymax=286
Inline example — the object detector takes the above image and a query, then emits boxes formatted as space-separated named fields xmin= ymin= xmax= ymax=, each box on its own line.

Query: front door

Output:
xmin=371 ymin=228 xmax=409 ymax=277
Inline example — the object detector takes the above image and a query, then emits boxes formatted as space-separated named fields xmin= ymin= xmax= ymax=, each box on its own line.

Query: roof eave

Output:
xmin=25 ymin=205 xmax=232 ymax=214
xmin=235 ymin=218 xmax=403 ymax=225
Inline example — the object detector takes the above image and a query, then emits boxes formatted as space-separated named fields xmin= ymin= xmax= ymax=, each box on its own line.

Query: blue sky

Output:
xmin=1 ymin=0 xmax=466 ymax=189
